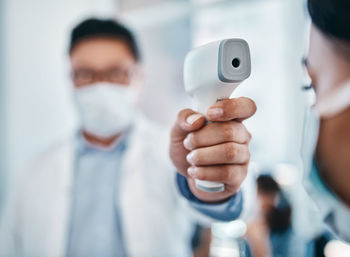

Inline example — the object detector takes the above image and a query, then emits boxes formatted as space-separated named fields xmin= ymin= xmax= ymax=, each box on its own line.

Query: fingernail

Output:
xmin=186 ymin=151 xmax=195 ymax=164
xmin=207 ymin=108 xmax=223 ymax=118
xmin=186 ymin=114 xmax=202 ymax=125
xmin=187 ymin=166 xmax=197 ymax=178
xmin=183 ymin=134 xmax=192 ymax=150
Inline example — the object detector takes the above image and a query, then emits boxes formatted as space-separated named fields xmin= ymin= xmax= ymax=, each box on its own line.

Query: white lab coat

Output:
xmin=0 ymin=115 xmax=204 ymax=257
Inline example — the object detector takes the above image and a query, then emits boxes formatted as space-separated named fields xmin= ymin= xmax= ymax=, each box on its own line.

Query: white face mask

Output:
xmin=302 ymin=79 xmax=350 ymax=242
xmin=74 ymin=82 xmax=137 ymax=138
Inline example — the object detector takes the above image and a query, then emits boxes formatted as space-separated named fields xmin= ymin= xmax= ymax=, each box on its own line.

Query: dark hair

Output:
xmin=257 ymin=174 xmax=280 ymax=194
xmin=308 ymin=0 xmax=350 ymax=43
xmin=266 ymin=194 xmax=292 ymax=234
xmin=257 ymin=175 xmax=292 ymax=234
xmin=69 ymin=18 xmax=140 ymax=61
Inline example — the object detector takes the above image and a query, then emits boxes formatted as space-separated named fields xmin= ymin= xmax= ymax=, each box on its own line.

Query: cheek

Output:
xmin=316 ymin=110 xmax=350 ymax=205
xmin=316 ymin=110 xmax=350 ymax=171
xmin=316 ymin=119 xmax=334 ymax=170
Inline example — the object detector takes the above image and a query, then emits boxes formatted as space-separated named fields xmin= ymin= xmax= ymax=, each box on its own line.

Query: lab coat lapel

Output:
xmin=118 ymin=117 xmax=155 ymax=256
xmin=52 ymin=139 xmax=74 ymax=257
xmin=37 ymin=138 xmax=75 ymax=257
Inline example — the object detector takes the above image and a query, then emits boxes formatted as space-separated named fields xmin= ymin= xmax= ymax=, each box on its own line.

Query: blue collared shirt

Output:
xmin=66 ymin=133 xmax=129 ymax=257
xmin=66 ymin=131 xmax=243 ymax=257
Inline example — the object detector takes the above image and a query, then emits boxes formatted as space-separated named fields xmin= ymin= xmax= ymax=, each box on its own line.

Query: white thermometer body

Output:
xmin=183 ymin=38 xmax=251 ymax=192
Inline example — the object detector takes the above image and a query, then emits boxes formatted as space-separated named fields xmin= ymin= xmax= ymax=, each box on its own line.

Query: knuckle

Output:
xmin=228 ymin=99 xmax=238 ymax=110
xmin=247 ymin=131 xmax=252 ymax=141
xmin=223 ymin=124 xmax=235 ymax=141
xmin=195 ymin=169 xmax=207 ymax=180
xmin=227 ymin=101 xmax=238 ymax=117
xmin=221 ymin=165 xmax=232 ymax=181
xmin=224 ymin=143 xmax=237 ymax=161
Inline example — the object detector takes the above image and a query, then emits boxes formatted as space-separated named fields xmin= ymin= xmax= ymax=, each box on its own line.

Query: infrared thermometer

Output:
xmin=183 ymin=38 xmax=251 ymax=192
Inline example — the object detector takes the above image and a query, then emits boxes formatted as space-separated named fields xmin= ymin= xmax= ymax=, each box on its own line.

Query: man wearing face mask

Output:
xmin=0 ymin=18 xmax=257 ymax=257
xmin=301 ymin=0 xmax=350 ymax=243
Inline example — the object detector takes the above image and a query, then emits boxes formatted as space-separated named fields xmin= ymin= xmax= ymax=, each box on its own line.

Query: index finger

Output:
xmin=206 ymin=97 xmax=257 ymax=122
xmin=171 ymin=108 xmax=207 ymax=142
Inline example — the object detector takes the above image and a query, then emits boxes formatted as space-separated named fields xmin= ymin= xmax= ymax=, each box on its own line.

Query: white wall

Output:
xmin=3 ymin=0 xmax=117 ymax=187
xmin=121 ymin=1 xmax=192 ymax=126
xmin=0 ymin=0 xmax=6 ymax=210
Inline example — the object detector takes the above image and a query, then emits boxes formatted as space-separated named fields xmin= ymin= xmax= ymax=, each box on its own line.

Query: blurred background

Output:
xmin=1 ymin=0 xmax=349 ymax=256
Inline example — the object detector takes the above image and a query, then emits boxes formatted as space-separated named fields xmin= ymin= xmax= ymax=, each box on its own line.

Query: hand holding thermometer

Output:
xmin=183 ymin=38 xmax=251 ymax=193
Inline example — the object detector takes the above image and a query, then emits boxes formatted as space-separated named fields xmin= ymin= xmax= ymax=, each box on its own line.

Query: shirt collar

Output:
xmin=76 ymin=127 xmax=132 ymax=155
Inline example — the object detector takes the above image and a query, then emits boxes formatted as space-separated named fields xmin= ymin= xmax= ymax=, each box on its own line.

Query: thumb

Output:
xmin=171 ymin=109 xmax=206 ymax=143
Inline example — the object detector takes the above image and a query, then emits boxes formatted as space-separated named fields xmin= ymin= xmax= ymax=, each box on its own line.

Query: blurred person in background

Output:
xmin=192 ymin=225 xmax=211 ymax=257
xmin=0 ymin=18 xmax=256 ymax=257
xmin=245 ymin=175 xmax=304 ymax=257
xmin=302 ymin=0 xmax=350 ymax=243
xmin=305 ymin=231 xmax=333 ymax=257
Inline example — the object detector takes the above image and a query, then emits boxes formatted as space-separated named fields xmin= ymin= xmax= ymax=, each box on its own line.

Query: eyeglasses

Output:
xmin=71 ymin=66 xmax=136 ymax=86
